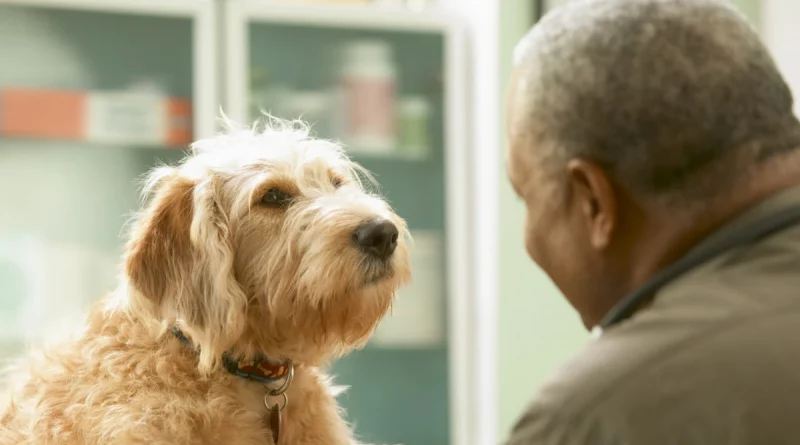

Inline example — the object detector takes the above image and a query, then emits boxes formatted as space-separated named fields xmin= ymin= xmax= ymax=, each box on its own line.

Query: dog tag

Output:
xmin=268 ymin=405 xmax=282 ymax=444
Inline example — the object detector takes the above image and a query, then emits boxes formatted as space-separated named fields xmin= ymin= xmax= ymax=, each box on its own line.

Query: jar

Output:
xmin=339 ymin=40 xmax=397 ymax=154
xmin=398 ymin=95 xmax=431 ymax=159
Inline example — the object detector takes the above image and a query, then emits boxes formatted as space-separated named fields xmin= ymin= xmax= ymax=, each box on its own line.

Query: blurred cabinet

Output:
xmin=0 ymin=0 xmax=216 ymax=348
xmin=225 ymin=4 xmax=467 ymax=445
xmin=0 ymin=1 xmax=471 ymax=444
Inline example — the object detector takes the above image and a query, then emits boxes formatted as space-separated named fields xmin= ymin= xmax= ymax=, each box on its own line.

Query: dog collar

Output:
xmin=171 ymin=326 xmax=291 ymax=383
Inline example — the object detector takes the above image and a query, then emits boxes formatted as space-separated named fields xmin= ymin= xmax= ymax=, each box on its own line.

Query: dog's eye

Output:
xmin=260 ymin=188 xmax=292 ymax=207
xmin=332 ymin=176 xmax=344 ymax=188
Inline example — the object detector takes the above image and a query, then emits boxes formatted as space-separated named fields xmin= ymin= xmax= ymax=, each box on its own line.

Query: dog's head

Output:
xmin=123 ymin=118 xmax=411 ymax=370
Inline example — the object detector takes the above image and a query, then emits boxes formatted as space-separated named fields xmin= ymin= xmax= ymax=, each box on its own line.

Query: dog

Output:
xmin=0 ymin=117 xmax=411 ymax=445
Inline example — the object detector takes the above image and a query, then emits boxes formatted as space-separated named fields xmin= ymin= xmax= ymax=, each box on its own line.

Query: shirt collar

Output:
xmin=690 ymin=185 xmax=800 ymax=256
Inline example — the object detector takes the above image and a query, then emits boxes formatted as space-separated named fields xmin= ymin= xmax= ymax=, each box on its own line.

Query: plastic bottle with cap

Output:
xmin=398 ymin=95 xmax=431 ymax=159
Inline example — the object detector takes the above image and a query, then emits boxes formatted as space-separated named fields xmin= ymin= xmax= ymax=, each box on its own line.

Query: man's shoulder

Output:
xmin=531 ymin=320 xmax=693 ymax=414
xmin=505 ymin=316 xmax=709 ymax=444
xmin=522 ymin=253 xmax=793 ymax=421
xmin=503 ymin=332 xmax=637 ymax=445
xmin=505 ymin=219 xmax=800 ymax=444
xmin=506 ymin=294 xmax=800 ymax=444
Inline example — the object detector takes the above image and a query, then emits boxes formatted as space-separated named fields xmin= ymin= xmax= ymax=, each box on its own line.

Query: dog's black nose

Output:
xmin=353 ymin=219 xmax=399 ymax=260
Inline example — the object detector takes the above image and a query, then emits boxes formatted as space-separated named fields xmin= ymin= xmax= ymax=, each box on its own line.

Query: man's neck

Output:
xmin=625 ymin=159 xmax=800 ymax=313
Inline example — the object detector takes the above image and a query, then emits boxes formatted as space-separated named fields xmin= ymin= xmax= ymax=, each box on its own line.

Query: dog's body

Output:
xmin=0 ymin=302 xmax=354 ymax=445
xmin=0 ymin=118 xmax=411 ymax=445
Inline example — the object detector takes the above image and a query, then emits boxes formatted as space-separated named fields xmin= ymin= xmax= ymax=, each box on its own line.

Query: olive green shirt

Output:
xmin=506 ymin=186 xmax=800 ymax=445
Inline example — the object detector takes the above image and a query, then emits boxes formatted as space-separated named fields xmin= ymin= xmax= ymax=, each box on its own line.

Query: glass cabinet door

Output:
xmin=226 ymin=3 xmax=466 ymax=445
xmin=0 ymin=1 xmax=214 ymax=356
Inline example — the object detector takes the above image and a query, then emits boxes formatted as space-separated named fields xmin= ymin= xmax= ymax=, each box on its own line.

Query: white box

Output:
xmin=86 ymin=91 xmax=167 ymax=146
xmin=372 ymin=230 xmax=445 ymax=348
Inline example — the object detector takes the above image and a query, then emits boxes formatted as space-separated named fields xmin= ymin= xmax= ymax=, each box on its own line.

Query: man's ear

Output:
xmin=125 ymin=169 xmax=195 ymax=308
xmin=566 ymin=158 xmax=617 ymax=249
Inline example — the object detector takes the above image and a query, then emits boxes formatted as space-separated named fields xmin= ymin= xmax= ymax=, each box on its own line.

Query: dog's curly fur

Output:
xmin=0 ymin=117 xmax=411 ymax=445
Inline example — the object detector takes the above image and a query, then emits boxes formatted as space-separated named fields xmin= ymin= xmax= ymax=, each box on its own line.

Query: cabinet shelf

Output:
xmin=0 ymin=137 xmax=189 ymax=152
xmin=348 ymin=150 xmax=429 ymax=162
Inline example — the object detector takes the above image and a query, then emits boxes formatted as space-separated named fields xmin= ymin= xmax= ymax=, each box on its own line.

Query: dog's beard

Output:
xmin=360 ymin=258 xmax=395 ymax=286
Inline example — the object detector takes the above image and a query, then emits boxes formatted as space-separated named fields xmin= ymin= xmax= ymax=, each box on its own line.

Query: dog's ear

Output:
xmin=125 ymin=168 xmax=194 ymax=306
xmin=125 ymin=168 xmax=248 ymax=372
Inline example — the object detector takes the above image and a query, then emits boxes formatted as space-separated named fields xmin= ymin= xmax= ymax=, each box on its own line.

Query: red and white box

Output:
xmin=0 ymin=87 xmax=192 ymax=148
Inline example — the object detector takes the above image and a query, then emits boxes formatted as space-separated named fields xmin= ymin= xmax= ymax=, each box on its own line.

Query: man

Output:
xmin=505 ymin=0 xmax=800 ymax=443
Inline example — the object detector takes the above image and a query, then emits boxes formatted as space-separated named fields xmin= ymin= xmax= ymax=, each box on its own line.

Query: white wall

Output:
xmin=433 ymin=2 xmax=501 ymax=443
xmin=761 ymin=0 xmax=800 ymax=117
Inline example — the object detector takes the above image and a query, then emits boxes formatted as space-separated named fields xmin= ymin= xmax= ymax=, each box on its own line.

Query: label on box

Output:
xmin=86 ymin=92 xmax=167 ymax=145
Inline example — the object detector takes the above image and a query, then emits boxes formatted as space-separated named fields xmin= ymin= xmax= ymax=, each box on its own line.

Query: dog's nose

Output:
xmin=353 ymin=219 xmax=399 ymax=260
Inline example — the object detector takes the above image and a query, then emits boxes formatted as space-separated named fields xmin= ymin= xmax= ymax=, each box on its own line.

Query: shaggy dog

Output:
xmin=0 ymin=118 xmax=411 ymax=445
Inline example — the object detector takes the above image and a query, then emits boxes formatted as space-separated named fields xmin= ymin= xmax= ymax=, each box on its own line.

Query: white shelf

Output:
xmin=0 ymin=0 xmax=210 ymax=17
xmin=347 ymin=150 xmax=429 ymax=162
xmin=0 ymin=137 xmax=190 ymax=151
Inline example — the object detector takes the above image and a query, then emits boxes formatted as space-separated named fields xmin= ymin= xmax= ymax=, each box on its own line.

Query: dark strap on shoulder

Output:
xmin=600 ymin=205 xmax=800 ymax=328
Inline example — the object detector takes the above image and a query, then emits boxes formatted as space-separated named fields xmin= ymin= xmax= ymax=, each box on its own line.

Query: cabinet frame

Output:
xmin=224 ymin=2 xmax=477 ymax=444
xmin=0 ymin=0 xmax=218 ymax=141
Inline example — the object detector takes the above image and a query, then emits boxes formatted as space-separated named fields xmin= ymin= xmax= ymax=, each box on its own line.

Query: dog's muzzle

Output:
xmin=352 ymin=219 xmax=398 ymax=261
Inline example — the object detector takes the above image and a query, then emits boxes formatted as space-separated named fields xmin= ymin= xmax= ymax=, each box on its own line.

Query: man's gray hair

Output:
xmin=514 ymin=0 xmax=800 ymax=202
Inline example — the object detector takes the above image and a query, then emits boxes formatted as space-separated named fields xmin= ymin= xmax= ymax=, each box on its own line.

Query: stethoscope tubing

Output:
xmin=599 ymin=205 xmax=800 ymax=329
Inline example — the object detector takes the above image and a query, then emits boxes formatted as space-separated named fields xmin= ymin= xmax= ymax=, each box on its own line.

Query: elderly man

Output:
xmin=505 ymin=0 xmax=800 ymax=443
